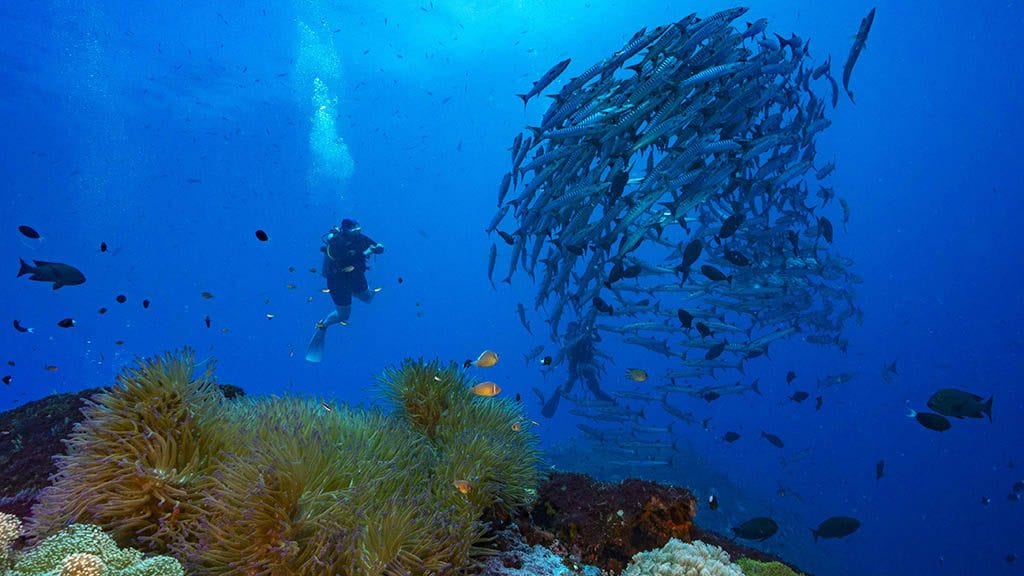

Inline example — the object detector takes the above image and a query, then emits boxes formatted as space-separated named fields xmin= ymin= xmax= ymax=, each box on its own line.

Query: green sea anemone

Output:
xmin=28 ymin=350 xmax=228 ymax=552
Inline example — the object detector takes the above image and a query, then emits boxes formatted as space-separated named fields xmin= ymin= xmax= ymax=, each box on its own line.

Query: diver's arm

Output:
xmin=361 ymin=235 xmax=384 ymax=256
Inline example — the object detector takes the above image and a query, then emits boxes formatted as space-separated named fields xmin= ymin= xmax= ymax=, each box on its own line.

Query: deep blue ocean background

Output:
xmin=2 ymin=1 xmax=1022 ymax=575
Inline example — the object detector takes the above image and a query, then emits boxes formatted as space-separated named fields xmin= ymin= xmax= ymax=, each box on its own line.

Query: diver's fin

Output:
xmin=305 ymin=326 xmax=327 ymax=363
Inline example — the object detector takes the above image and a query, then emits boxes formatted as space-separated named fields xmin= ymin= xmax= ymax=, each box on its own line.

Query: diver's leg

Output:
xmin=321 ymin=305 xmax=351 ymax=326
xmin=585 ymin=375 xmax=615 ymax=403
xmin=353 ymin=290 xmax=375 ymax=303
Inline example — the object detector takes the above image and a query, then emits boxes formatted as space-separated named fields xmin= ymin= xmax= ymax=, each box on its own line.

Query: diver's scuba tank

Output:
xmin=320 ymin=227 xmax=341 ymax=254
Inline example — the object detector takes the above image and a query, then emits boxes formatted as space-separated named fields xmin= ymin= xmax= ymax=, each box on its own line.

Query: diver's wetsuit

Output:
xmin=540 ymin=327 xmax=614 ymax=418
xmin=564 ymin=331 xmax=615 ymax=404
xmin=323 ymin=230 xmax=378 ymax=306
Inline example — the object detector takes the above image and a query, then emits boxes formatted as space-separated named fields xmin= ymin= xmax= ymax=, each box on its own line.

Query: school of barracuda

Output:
xmin=488 ymin=7 xmax=863 ymax=420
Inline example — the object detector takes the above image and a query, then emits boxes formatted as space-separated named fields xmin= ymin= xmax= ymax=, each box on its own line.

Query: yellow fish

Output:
xmin=452 ymin=480 xmax=472 ymax=494
xmin=470 ymin=381 xmax=501 ymax=397
xmin=625 ymin=368 xmax=648 ymax=383
xmin=470 ymin=350 xmax=500 ymax=368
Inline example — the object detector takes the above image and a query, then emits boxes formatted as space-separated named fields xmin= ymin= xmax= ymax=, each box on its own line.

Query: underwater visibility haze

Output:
xmin=1 ymin=1 xmax=1022 ymax=575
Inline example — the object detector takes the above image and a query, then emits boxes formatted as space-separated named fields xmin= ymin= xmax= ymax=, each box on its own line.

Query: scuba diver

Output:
xmin=540 ymin=321 xmax=615 ymax=418
xmin=305 ymin=218 xmax=384 ymax=362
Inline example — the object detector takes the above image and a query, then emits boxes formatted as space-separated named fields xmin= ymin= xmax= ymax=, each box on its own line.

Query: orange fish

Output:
xmin=470 ymin=381 xmax=501 ymax=397
xmin=453 ymin=480 xmax=472 ymax=494
xmin=469 ymin=350 xmax=499 ymax=368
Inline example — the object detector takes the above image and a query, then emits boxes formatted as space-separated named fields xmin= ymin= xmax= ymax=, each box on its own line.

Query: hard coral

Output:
xmin=9 ymin=522 xmax=182 ymax=576
xmin=29 ymin=350 xmax=229 ymax=553
xmin=735 ymin=558 xmax=804 ymax=576
xmin=523 ymin=472 xmax=696 ymax=573
xmin=621 ymin=539 xmax=743 ymax=576
xmin=1 ymin=512 xmax=21 ymax=568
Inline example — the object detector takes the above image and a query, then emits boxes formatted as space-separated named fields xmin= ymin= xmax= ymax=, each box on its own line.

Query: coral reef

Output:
xmin=0 ymin=389 xmax=102 ymax=518
xmin=620 ymin=539 xmax=743 ymax=576
xmin=522 ymin=472 xmax=697 ymax=572
xmin=735 ymin=558 xmax=805 ymax=576
xmin=5 ymin=519 xmax=182 ymax=576
xmin=1 ymin=513 xmax=21 ymax=569
xmin=17 ymin=353 xmax=538 ymax=576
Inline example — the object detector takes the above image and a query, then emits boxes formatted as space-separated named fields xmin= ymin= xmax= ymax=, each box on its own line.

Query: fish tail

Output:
xmin=727 ymin=275 xmax=733 ymax=286
xmin=810 ymin=528 xmax=819 ymax=543
xmin=984 ymin=396 xmax=993 ymax=422
xmin=517 ymin=94 xmax=530 ymax=108
xmin=750 ymin=378 xmax=760 ymax=395
xmin=17 ymin=258 xmax=34 ymax=277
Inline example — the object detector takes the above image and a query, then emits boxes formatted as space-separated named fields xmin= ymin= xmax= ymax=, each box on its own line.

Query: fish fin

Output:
xmin=17 ymin=258 xmax=33 ymax=277
xmin=984 ymin=396 xmax=993 ymax=422
xmin=750 ymin=378 xmax=760 ymax=395
xmin=810 ymin=528 xmax=819 ymax=543
xmin=52 ymin=282 xmax=63 ymax=290
xmin=517 ymin=94 xmax=530 ymax=108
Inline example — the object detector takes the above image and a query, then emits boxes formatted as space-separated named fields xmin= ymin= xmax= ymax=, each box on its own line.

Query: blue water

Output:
xmin=1 ymin=1 xmax=1021 ymax=575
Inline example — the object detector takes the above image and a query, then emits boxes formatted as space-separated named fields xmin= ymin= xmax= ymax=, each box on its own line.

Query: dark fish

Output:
xmin=497 ymin=230 xmax=516 ymax=246
xmin=677 ymin=239 xmax=703 ymax=280
xmin=717 ymin=214 xmax=745 ymax=241
xmin=695 ymin=322 xmax=712 ymax=338
xmin=1013 ymin=481 xmax=1024 ymax=494
xmin=540 ymin=355 xmax=552 ymax=366
xmin=708 ymin=495 xmax=719 ymax=511
xmin=909 ymin=410 xmax=951 ymax=432
xmin=705 ymin=340 xmax=728 ymax=360
xmin=204 ymin=315 xmax=212 ymax=328
xmin=676 ymin=308 xmax=694 ymax=329
xmin=723 ymin=431 xmax=741 ymax=443
xmin=815 ymin=396 xmax=823 ymax=410
xmin=142 ymin=299 xmax=151 ymax=309
xmin=6 ymin=361 xmax=13 ymax=366
xmin=98 ymin=307 xmax=108 ymax=315
xmin=700 ymin=264 xmax=732 ymax=285
xmin=702 ymin=391 xmax=721 ymax=402
xmin=12 ymin=320 xmax=29 ymax=333
xmin=593 ymin=296 xmax=614 ymax=315
xmin=786 ymin=230 xmax=799 ymax=256
xmin=732 ymin=517 xmax=779 ymax=541
xmin=724 ymin=249 xmax=751 ymax=267
xmin=876 ymin=459 xmax=885 ymax=480
xmin=255 ymin=229 xmax=269 ymax=241
xmin=927 ymin=388 xmax=993 ymax=421
xmin=18 ymin=225 xmax=41 ymax=239
xmin=515 ymin=392 xmax=521 ymax=402
xmin=1 ymin=375 xmax=10 ymax=385
xmin=1007 ymin=554 xmax=1017 ymax=564
xmin=398 ymin=277 xmax=404 ymax=284
xmin=607 ymin=261 xmax=625 ymax=285
xmin=819 ymin=216 xmax=834 ymax=243
xmin=621 ymin=264 xmax=642 ymax=279
xmin=811 ymin=516 xmax=860 ymax=541
xmin=57 ymin=318 xmax=76 ymax=328
xmin=790 ymin=390 xmax=809 ymax=403
xmin=116 ymin=294 xmax=127 ymax=304
xmin=100 ymin=241 xmax=108 ymax=252
xmin=17 ymin=259 xmax=86 ymax=289
xmin=761 ymin=431 xmax=784 ymax=448
xmin=608 ymin=170 xmax=629 ymax=205
xmin=786 ymin=370 xmax=797 ymax=384
xmin=842 ymin=7 xmax=876 ymax=103
xmin=517 ymin=58 xmax=571 ymax=107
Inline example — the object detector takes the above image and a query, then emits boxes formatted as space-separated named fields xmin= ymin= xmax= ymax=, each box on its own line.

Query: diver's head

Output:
xmin=340 ymin=218 xmax=361 ymax=233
